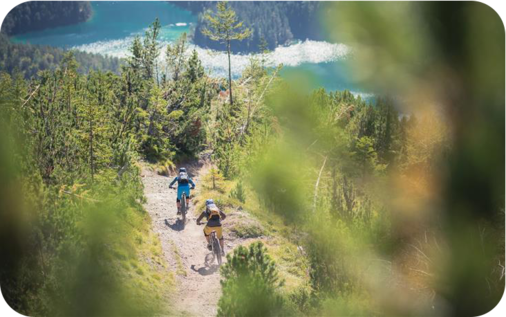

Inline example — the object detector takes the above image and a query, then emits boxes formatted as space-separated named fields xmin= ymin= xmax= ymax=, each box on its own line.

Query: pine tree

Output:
xmin=185 ymin=49 xmax=204 ymax=84
xmin=165 ymin=32 xmax=188 ymax=82
xmin=218 ymin=242 xmax=285 ymax=316
xmin=230 ymin=179 xmax=246 ymax=203
xmin=142 ymin=18 xmax=162 ymax=81
xmin=202 ymin=1 xmax=252 ymax=105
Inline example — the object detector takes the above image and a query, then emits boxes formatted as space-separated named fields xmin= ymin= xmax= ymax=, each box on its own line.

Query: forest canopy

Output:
xmin=0 ymin=33 xmax=123 ymax=78
xmin=0 ymin=1 xmax=111 ymax=79
xmin=1 ymin=1 xmax=92 ymax=35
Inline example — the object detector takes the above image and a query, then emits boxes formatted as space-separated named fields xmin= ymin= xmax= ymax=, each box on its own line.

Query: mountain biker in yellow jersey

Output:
xmin=169 ymin=167 xmax=195 ymax=215
xmin=196 ymin=199 xmax=226 ymax=255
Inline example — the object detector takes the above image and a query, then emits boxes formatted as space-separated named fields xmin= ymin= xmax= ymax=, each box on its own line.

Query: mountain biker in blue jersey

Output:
xmin=169 ymin=167 xmax=195 ymax=215
xmin=197 ymin=199 xmax=226 ymax=255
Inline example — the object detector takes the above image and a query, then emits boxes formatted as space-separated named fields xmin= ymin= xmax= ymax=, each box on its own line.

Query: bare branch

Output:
xmin=409 ymin=243 xmax=432 ymax=263
xmin=409 ymin=268 xmax=434 ymax=277
xmin=498 ymin=260 xmax=505 ymax=281
xmin=21 ymin=84 xmax=40 ymax=108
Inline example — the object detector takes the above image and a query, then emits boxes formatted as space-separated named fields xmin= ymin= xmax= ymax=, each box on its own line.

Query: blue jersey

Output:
xmin=170 ymin=175 xmax=195 ymax=200
xmin=169 ymin=176 xmax=195 ymax=188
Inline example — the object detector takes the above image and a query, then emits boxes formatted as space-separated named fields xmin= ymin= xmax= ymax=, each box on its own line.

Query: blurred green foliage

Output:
xmin=208 ymin=2 xmax=504 ymax=316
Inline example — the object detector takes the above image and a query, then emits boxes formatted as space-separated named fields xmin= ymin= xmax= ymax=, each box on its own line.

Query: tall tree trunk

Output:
xmin=227 ymin=40 xmax=233 ymax=105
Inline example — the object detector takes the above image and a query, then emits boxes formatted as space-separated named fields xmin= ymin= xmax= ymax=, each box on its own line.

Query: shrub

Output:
xmin=218 ymin=242 xmax=287 ymax=316
xmin=230 ymin=180 xmax=246 ymax=203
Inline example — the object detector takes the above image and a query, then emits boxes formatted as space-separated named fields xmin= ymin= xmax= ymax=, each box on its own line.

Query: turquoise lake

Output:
xmin=11 ymin=1 xmax=367 ymax=95
xmin=12 ymin=2 xmax=195 ymax=48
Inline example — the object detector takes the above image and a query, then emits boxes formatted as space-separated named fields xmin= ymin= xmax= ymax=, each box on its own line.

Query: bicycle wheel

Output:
xmin=213 ymin=236 xmax=222 ymax=265
xmin=205 ymin=253 xmax=215 ymax=267
xmin=181 ymin=192 xmax=186 ymax=223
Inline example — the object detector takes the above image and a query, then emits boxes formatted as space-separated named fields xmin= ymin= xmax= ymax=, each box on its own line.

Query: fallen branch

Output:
xmin=21 ymin=84 xmax=40 ymax=108
xmin=239 ymin=66 xmax=282 ymax=141
xmin=306 ymin=139 xmax=319 ymax=151
xmin=239 ymin=76 xmax=252 ymax=86
xmin=499 ymin=260 xmax=505 ymax=281
xmin=409 ymin=243 xmax=432 ymax=263
xmin=255 ymin=65 xmax=282 ymax=105
xmin=312 ymin=156 xmax=327 ymax=212
xmin=409 ymin=268 xmax=433 ymax=276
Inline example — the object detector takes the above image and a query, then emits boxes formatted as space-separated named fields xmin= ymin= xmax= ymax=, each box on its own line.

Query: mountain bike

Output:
xmin=170 ymin=187 xmax=188 ymax=228
xmin=198 ymin=222 xmax=223 ymax=266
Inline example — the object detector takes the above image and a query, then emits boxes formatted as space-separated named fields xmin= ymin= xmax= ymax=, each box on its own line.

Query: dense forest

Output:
xmin=0 ymin=1 xmax=119 ymax=78
xmin=172 ymin=1 xmax=324 ymax=52
xmin=0 ymin=34 xmax=123 ymax=78
xmin=1 ymin=1 xmax=92 ymax=35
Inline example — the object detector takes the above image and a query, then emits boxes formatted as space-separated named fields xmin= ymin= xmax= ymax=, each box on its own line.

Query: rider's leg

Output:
xmin=204 ymin=227 xmax=211 ymax=250
xmin=176 ymin=198 xmax=181 ymax=214
xmin=219 ymin=238 xmax=225 ymax=253
xmin=216 ymin=227 xmax=225 ymax=255
xmin=186 ymin=194 xmax=190 ymax=207
xmin=205 ymin=235 xmax=211 ymax=250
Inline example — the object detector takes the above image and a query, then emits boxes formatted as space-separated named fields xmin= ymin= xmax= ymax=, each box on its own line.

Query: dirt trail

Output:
xmin=141 ymin=163 xmax=223 ymax=317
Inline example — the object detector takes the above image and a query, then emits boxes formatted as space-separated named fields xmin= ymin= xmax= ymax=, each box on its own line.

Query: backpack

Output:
xmin=208 ymin=204 xmax=220 ymax=217
xmin=178 ymin=172 xmax=189 ymax=184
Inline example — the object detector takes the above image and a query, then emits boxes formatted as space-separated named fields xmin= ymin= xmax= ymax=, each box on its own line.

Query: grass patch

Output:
xmin=229 ymin=217 xmax=266 ymax=238
xmin=170 ymin=241 xmax=187 ymax=277
xmin=108 ymin=182 xmax=175 ymax=314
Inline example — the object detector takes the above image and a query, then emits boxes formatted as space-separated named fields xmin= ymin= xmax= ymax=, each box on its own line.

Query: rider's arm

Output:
xmin=196 ymin=211 xmax=205 ymax=224
xmin=169 ymin=177 xmax=178 ymax=188
xmin=189 ymin=178 xmax=196 ymax=188
xmin=219 ymin=210 xmax=227 ymax=220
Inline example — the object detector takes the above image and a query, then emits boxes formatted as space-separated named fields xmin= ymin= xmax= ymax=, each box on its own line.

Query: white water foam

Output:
xmin=351 ymin=91 xmax=375 ymax=100
xmin=72 ymin=36 xmax=351 ymax=78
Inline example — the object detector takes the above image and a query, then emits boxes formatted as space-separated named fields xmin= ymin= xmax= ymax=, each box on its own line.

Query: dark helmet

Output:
xmin=179 ymin=167 xmax=187 ymax=173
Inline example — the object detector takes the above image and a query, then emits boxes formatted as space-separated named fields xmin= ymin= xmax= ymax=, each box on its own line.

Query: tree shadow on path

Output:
xmin=165 ymin=218 xmax=185 ymax=231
